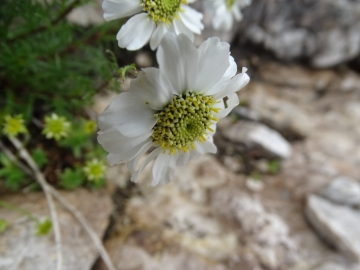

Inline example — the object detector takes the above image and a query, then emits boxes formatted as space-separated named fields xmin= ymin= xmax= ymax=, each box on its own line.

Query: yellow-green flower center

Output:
xmin=226 ymin=0 xmax=235 ymax=10
xmin=152 ymin=93 xmax=219 ymax=154
xmin=2 ymin=115 xmax=27 ymax=138
xmin=42 ymin=114 xmax=70 ymax=141
xmin=84 ymin=162 xmax=105 ymax=181
xmin=141 ymin=0 xmax=186 ymax=23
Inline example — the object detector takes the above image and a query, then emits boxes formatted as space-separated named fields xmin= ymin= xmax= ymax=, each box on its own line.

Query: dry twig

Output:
xmin=2 ymin=138 xmax=116 ymax=270
xmin=9 ymin=137 xmax=63 ymax=270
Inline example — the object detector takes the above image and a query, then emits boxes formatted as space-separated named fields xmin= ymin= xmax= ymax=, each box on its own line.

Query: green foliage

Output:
xmin=36 ymin=219 xmax=52 ymax=236
xmin=31 ymin=148 xmax=49 ymax=169
xmin=250 ymin=171 xmax=262 ymax=181
xmin=88 ymin=178 xmax=106 ymax=188
xmin=59 ymin=168 xmax=85 ymax=190
xmin=0 ymin=0 xmax=124 ymax=191
xmin=0 ymin=0 xmax=119 ymax=120
xmin=0 ymin=219 xmax=9 ymax=233
xmin=59 ymin=118 xmax=93 ymax=158
xmin=0 ymin=154 xmax=26 ymax=190
xmin=268 ymin=160 xmax=281 ymax=174
xmin=119 ymin=63 xmax=137 ymax=80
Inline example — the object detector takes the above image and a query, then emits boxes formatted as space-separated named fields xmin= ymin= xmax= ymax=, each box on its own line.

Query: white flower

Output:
xmin=97 ymin=33 xmax=249 ymax=186
xmin=102 ymin=0 xmax=204 ymax=50
xmin=207 ymin=0 xmax=251 ymax=31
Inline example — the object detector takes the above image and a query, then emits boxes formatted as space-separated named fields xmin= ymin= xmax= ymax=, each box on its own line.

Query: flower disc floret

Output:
xmin=152 ymin=92 xmax=218 ymax=154
xmin=83 ymin=159 xmax=106 ymax=181
xmin=226 ymin=0 xmax=236 ymax=9
xmin=42 ymin=113 xmax=71 ymax=141
xmin=141 ymin=0 xmax=185 ymax=23
xmin=2 ymin=115 xmax=27 ymax=138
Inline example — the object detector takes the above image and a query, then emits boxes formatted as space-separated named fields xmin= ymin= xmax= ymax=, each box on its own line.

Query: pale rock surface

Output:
xmin=247 ymin=88 xmax=314 ymax=138
xmin=320 ymin=176 xmax=360 ymax=207
xmin=0 ymin=189 xmax=113 ymax=270
xmin=99 ymin=155 xmax=300 ymax=270
xmin=238 ymin=0 xmax=360 ymax=67
xmin=222 ymin=120 xmax=292 ymax=159
xmin=305 ymin=195 xmax=360 ymax=262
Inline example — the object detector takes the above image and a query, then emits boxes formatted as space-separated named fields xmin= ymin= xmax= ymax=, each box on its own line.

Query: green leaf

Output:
xmin=118 ymin=63 xmax=137 ymax=80
xmin=59 ymin=168 xmax=85 ymax=190
xmin=268 ymin=160 xmax=281 ymax=174
xmin=31 ymin=148 xmax=48 ymax=168
xmin=0 ymin=219 xmax=9 ymax=233
xmin=88 ymin=178 xmax=106 ymax=189
xmin=59 ymin=120 xmax=91 ymax=158
xmin=36 ymin=219 xmax=52 ymax=236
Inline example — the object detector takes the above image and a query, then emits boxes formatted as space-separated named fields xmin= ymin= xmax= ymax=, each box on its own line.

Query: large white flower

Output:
xmin=102 ymin=0 xmax=204 ymax=50
xmin=97 ymin=33 xmax=249 ymax=186
xmin=207 ymin=0 xmax=251 ymax=31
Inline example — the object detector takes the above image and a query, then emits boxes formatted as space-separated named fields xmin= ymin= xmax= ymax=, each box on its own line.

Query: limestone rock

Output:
xmin=247 ymin=89 xmax=314 ymax=138
xmin=305 ymin=195 xmax=360 ymax=262
xmin=320 ymin=176 xmax=360 ymax=207
xmin=0 ymin=189 xmax=113 ymax=270
xmin=238 ymin=0 xmax=360 ymax=67
xmin=222 ymin=120 xmax=292 ymax=159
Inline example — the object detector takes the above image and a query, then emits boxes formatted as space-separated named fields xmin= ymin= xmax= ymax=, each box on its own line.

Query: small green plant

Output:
xmin=0 ymin=219 xmax=9 ymax=233
xmin=268 ymin=160 xmax=281 ymax=174
xmin=250 ymin=171 xmax=262 ymax=181
xmin=59 ymin=168 xmax=85 ymax=190
xmin=0 ymin=154 xmax=27 ymax=190
xmin=0 ymin=0 xmax=125 ymax=191
xmin=36 ymin=219 xmax=53 ymax=236
xmin=0 ymin=200 xmax=52 ymax=236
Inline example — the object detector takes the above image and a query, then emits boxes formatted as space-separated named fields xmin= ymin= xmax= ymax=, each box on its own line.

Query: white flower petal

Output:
xmin=157 ymin=32 xmax=186 ymax=93
xmin=195 ymin=37 xmax=230 ymax=93
xmin=98 ymin=128 xmax=152 ymax=154
xmin=150 ymin=23 xmax=170 ymax=50
xmin=152 ymin=153 xmax=177 ymax=186
xmin=98 ymin=92 xmax=157 ymax=137
xmin=177 ymin=34 xmax=199 ymax=91
xmin=157 ymin=33 xmax=198 ymax=92
xmin=117 ymin=13 xmax=155 ymax=51
xmin=194 ymin=140 xmax=217 ymax=155
xmin=107 ymin=139 xmax=151 ymax=166
xmin=215 ymin=92 xmax=239 ymax=118
xmin=131 ymin=67 xmax=176 ymax=110
xmin=213 ymin=6 xmax=233 ymax=31
xmin=127 ymin=141 xmax=153 ymax=172
xmin=231 ymin=6 xmax=243 ymax=21
xmin=176 ymin=151 xmax=190 ymax=166
xmin=102 ymin=0 xmax=141 ymax=21
xmin=131 ymin=148 xmax=162 ymax=183
xmin=205 ymin=55 xmax=236 ymax=96
xmin=172 ymin=18 xmax=194 ymax=41
xmin=213 ymin=69 xmax=250 ymax=100
xmin=178 ymin=5 xmax=204 ymax=35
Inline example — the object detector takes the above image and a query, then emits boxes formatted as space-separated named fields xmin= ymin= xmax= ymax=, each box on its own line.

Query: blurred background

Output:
xmin=1 ymin=0 xmax=360 ymax=269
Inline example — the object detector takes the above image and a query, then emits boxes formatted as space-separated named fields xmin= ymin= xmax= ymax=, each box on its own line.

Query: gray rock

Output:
xmin=211 ymin=187 xmax=299 ymax=269
xmin=223 ymin=121 xmax=292 ymax=159
xmin=314 ymin=261 xmax=360 ymax=270
xmin=0 ymin=189 xmax=113 ymax=270
xmin=305 ymin=195 xmax=360 ymax=262
xmin=321 ymin=176 xmax=360 ymax=207
xmin=248 ymin=89 xmax=314 ymax=138
xmin=238 ymin=0 xmax=360 ymax=67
